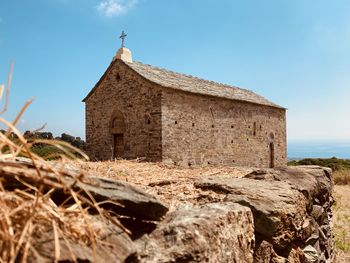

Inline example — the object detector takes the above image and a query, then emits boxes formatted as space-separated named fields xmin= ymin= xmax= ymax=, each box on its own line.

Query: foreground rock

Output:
xmin=194 ymin=166 xmax=333 ymax=263
xmin=1 ymin=159 xmax=169 ymax=221
xmin=0 ymin=159 xmax=333 ymax=262
xmin=195 ymin=176 xmax=308 ymax=251
xmin=129 ymin=203 xmax=255 ymax=263
xmin=28 ymin=215 xmax=136 ymax=263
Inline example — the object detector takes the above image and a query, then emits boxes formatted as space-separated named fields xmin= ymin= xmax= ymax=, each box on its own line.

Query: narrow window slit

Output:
xmin=253 ymin=122 xmax=257 ymax=136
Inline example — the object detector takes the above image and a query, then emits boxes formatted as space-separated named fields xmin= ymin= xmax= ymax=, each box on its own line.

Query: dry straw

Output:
xmin=0 ymin=64 xmax=122 ymax=262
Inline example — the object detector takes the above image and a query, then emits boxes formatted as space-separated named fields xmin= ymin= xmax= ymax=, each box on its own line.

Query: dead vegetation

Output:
xmin=72 ymin=159 xmax=252 ymax=210
xmin=334 ymin=170 xmax=350 ymax=185
xmin=333 ymin=185 xmax=350 ymax=262
xmin=0 ymin=65 xmax=125 ymax=262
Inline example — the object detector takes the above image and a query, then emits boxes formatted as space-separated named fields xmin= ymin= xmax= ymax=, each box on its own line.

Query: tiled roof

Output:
xmin=125 ymin=61 xmax=284 ymax=109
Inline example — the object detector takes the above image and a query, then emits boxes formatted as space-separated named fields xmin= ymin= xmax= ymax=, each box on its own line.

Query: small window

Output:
xmin=192 ymin=123 xmax=195 ymax=127
xmin=175 ymin=121 xmax=178 ymax=125
xmin=212 ymin=124 xmax=215 ymax=128
xmin=116 ymin=73 xmax=121 ymax=81
xmin=231 ymin=125 xmax=234 ymax=128
xmin=147 ymin=119 xmax=151 ymax=124
xmin=231 ymin=140 xmax=234 ymax=143
xmin=253 ymin=122 xmax=257 ymax=136
xmin=188 ymin=162 xmax=192 ymax=167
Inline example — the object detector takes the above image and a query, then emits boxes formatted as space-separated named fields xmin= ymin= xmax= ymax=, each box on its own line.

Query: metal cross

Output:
xmin=120 ymin=31 xmax=127 ymax=48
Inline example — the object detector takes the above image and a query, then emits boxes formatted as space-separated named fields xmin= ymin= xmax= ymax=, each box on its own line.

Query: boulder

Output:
xmin=194 ymin=176 xmax=308 ymax=250
xmin=130 ymin=203 xmax=255 ymax=263
xmin=71 ymin=176 xmax=169 ymax=221
xmin=245 ymin=166 xmax=333 ymax=206
xmin=0 ymin=160 xmax=169 ymax=221
xmin=28 ymin=215 xmax=136 ymax=263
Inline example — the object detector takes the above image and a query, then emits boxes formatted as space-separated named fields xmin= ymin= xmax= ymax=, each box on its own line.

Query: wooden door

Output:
xmin=269 ymin=142 xmax=275 ymax=168
xmin=113 ymin=134 xmax=124 ymax=158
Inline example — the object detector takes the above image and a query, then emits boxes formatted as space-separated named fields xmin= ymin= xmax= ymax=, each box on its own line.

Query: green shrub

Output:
xmin=30 ymin=145 xmax=64 ymax=160
xmin=288 ymin=157 xmax=350 ymax=171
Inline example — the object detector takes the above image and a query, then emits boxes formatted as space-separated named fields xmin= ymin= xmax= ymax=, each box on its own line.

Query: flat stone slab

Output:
xmin=71 ymin=176 xmax=169 ymax=221
xmin=28 ymin=215 xmax=136 ymax=263
xmin=0 ymin=160 xmax=169 ymax=221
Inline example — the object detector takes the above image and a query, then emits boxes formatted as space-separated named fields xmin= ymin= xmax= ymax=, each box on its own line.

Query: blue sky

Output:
xmin=0 ymin=0 xmax=350 ymax=157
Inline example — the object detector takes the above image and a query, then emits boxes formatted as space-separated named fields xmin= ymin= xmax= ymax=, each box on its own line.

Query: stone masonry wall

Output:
xmin=161 ymin=88 xmax=287 ymax=167
xmin=85 ymin=60 xmax=162 ymax=161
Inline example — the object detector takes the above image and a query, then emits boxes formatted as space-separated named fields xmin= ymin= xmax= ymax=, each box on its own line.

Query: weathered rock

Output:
xmin=311 ymin=205 xmax=324 ymax=221
xmin=71 ymin=176 xmax=169 ymax=221
xmin=253 ymin=240 xmax=289 ymax=263
xmin=254 ymin=240 xmax=274 ymax=262
xmin=2 ymin=160 xmax=334 ymax=263
xmin=194 ymin=176 xmax=307 ymax=250
xmin=287 ymin=247 xmax=305 ymax=263
xmin=303 ymin=245 xmax=318 ymax=263
xmin=306 ymin=234 xmax=319 ymax=246
xmin=245 ymin=166 xmax=332 ymax=206
xmin=130 ymin=203 xmax=255 ymax=263
xmin=301 ymin=217 xmax=316 ymax=241
xmin=1 ymin=160 xmax=169 ymax=221
xmin=28 ymin=215 xmax=136 ymax=263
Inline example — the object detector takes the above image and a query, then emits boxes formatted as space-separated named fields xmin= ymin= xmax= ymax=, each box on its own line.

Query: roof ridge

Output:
xmin=123 ymin=60 xmax=284 ymax=109
xmin=132 ymin=60 xmax=252 ymax=92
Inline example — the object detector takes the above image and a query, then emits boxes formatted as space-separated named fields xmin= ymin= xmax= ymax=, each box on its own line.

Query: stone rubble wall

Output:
xmin=17 ymin=161 xmax=333 ymax=262
xmin=128 ymin=165 xmax=334 ymax=263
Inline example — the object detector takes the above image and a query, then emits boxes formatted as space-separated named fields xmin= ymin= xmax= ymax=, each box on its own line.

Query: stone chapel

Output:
xmin=83 ymin=40 xmax=287 ymax=168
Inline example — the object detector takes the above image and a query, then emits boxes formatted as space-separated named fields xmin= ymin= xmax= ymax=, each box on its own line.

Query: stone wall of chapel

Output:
xmin=161 ymin=89 xmax=286 ymax=167
xmin=85 ymin=61 xmax=162 ymax=161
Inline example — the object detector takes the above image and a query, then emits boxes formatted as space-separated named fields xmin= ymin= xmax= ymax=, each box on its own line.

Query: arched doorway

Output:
xmin=110 ymin=110 xmax=126 ymax=159
xmin=269 ymin=142 xmax=275 ymax=168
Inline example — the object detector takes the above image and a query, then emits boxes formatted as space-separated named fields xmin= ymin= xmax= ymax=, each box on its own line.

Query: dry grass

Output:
xmin=72 ymin=159 xmax=251 ymax=211
xmin=0 ymin=65 xmax=124 ymax=262
xmin=333 ymin=185 xmax=350 ymax=263
xmin=334 ymin=170 xmax=350 ymax=185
